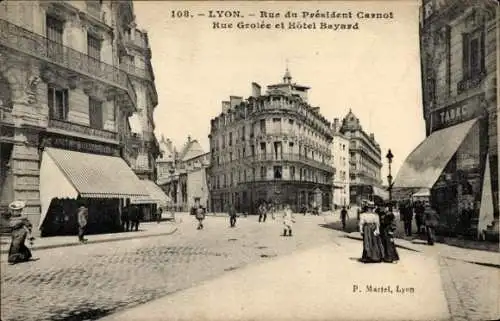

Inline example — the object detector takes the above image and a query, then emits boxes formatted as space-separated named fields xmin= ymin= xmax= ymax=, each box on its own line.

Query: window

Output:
xmin=289 ymin=119 xmax=294 ymax=125
xmin=251 ymin=122 xmax=255 ymax=137
xmin=87 ymin=34 xmax=101 ymax=59
xmin=229 ymin=152 xmax=233 ymax=162
xmin=274 ymin=166 xmax=282 ymax=179
xmin=46 ymin=16 xmax=64 ymax=61
xmin=89 ymin=98 xmax=103 ymax=129
xmin=259 ymin=119 xmax=266 ymax=134
xmin=242 ymin=147 xmax=246 ymax=157
xmin=251 ymin=145 xmax=255 ymax=156
xmin=272 ymin=118 xmax=282 ymax=133
xmin=289 ymin=142 xmax=294 ymax=152
xmin=229 ymin=132 xmax=232 ymax=146
xmin=260 ymin=166 xmax=266 ymax=179
xmin=48 ymin=86 xmax=69 ymax=120
xmin=252 ymin=168 xmax=256 ymax=180
xmin=462 ymin=30 xmax=485 ymax=80
xmin=241 ymin=126 xmax=245 ymax=141
xmin=290 ymin=166 xmax=295 ymax=180
xmin=260 ymin=142 xmax=266 ymax=152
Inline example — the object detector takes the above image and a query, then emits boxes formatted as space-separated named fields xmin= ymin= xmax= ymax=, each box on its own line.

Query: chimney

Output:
xmin=187 ymin=135 xmax=192 ymax=142
xmin=370 ymin=133 xmax=375 ymax=141
xmin=251 ymin=82 xmax=261 ymax=97
xmin=222 ymin=101 xmax=231 ymax=113
xmin=333 ymin=118 xmax=339 ymax=132
xmin=230 ymin=96 xmax=243 ymax=108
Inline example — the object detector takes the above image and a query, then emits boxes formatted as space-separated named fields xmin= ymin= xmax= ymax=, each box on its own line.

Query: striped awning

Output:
xmin=131 ymin=180 xmax=171 ymax=206
xmin=39 ymin=148 xmax=147 ymax=228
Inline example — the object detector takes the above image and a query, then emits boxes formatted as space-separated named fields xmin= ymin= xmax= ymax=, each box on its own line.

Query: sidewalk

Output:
xmin=0 ymin=221 xmax=178 ymax=254
xmin=100 ymin=241 xmax=450 ymax=321
xmin=344 ymin=232 xmax=500 ymax=268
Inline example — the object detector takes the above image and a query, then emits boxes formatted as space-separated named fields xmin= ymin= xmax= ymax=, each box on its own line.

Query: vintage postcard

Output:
xmin=0 ymin=0 xmax=498 ymax=320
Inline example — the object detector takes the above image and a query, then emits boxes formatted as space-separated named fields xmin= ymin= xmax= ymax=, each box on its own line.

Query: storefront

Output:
xmin=395 ymin=95 xmax=496 ymax=237
xmin=38 ymin=134 xmax=148 ymax=236
xmin=130 ymin=179 xmax=171 ymax=221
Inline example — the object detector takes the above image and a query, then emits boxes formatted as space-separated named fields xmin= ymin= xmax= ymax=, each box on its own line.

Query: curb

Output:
xmin=344 ymin=234 xmax=500 ymax=268
xmin=0 ymin=227 xmax=179 ymax=254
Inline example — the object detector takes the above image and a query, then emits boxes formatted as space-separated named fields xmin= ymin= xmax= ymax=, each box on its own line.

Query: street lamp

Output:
xmin=386 ymin=149 xmax=394 ymax=204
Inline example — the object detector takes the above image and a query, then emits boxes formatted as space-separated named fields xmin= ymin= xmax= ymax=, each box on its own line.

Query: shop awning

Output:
xmin=412 ymin=188 xmax=430 ymax=198
xmin=131 ymin=180 xmax=171 ymax=206
xmin=39 ymin=148 xmax=147 ymax=228
xmin=372 ymin=186 xmax=389 ymax=200
xmin=128 ymin=113 xmax=142 ymax=134
xmin=394 ymin=118 xmax=479 ymax=189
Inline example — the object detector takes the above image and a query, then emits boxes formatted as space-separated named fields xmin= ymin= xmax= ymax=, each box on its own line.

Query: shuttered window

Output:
xmin=89 ymin=98 xmax=103 ymax=129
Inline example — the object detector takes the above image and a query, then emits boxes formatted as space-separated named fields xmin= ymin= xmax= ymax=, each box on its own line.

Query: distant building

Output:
xmin=208 ymin=70 xmax=334 ymax=214
xmin=157 ymin=136 xmax=210 ymax=211
xmin=340 ymin=109 xmax=383 ymax=205
xmin=396 ymin=0 xmax=498 ymax=238
xmin=331 ymin=118 xmax=350 ymax=208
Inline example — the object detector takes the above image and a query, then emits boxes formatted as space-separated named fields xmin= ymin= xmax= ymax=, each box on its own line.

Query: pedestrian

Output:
xmin=129 ymin=205 xmax=140 ymax=232
xmin=121 ymin=206 xmax=130 ymax=232
xmin=424 ymin=203 xmax=439 ymax=245
xmin=195 ymin=205 xmax=206 ymax=230
xmin=156 ymin=207 xmax=163 ymax=224
xmin=358 ymin=201 xmax=384 ymax=263
xmin=380 ymin=205 xmax=399 ymax=263
xmin=7 ymin=201 xmax=35 ymax=264
xmin=228 ymin=204 xmax=237 ymax=228
xmin=340 ymin=206 xmax=348 ymax=230
xmin=414 ymin=201 xmax=425 ymax=234
xmin=77 ymin=202 xmax=88 ymax=243
xmin=282 ymin=204 xmax=295 ymax=237
xmin=401 ymin=200 xmax=414 ymax=237
xmin=258 ymin=202 xmax=267 ymax=223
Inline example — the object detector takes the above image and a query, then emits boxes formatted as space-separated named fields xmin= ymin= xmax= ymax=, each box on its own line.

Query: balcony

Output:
xmin=244 ymin=153 xmax=335 ymax=173
xmin=120 ymin=62 xmax=153 ymax=81
xmin=48 ymin=118 xmax=118 ymax=142
xmin=457 ymin=72 xmax=486 ymax=94
xmin=0 ymin=107 xmax=13 ymax=125
xmin=0 ymin=19 xmax=137 ymax=110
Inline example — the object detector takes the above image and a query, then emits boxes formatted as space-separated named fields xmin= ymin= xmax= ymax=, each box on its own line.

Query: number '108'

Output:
xmin=171 ymin=10 xmax=190 ymax=18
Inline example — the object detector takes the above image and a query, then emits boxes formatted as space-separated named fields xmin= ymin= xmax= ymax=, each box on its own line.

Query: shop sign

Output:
xmin=42 ymin=135 xmax=119 ymax=156
xmin=431 ymin=95 xmax=484 ymax=131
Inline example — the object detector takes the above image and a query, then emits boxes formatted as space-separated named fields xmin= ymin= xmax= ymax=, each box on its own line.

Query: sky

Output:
xmin=133 ymin=0 xmax=426 ymax=184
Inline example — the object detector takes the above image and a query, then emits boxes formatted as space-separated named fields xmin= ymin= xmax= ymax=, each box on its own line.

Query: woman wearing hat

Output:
xmin=358 ymin=201 xmax=385 ymax=263
xmin=7 ymin=200 xmax=35 ymax=264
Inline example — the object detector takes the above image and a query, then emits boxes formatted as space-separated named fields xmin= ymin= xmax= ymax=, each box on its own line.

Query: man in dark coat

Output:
xmin=424 ymin=203 xmax=439 ymax=245
xmin=401 ymin=200 xmax=414 ymax=237
xmin=228 ymin=204 xmax=237 ymax=228
xmin=340 ymin=206 xmax=348 ymax=230
xmin=121 ymin=206 xmax=130 ymax=232
xmin=129 ymin=205 xmax=140 ymax=232
xmin=414 ymin=201 xmax=425 ymax=234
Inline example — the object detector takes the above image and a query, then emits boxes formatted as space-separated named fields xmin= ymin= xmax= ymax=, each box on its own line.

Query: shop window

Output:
xmin=48 ymin=86 xmax=69 ymax=120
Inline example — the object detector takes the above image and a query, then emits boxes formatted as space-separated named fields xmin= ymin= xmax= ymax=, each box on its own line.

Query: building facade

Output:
xmin=157 ymin=136 xmax=210 ymax=211
xmin=0 ymin=1 xmax=159 ymax=235
xmin=331 ymin=118 xmax=350 ymax=208
xmin=208 ymin=71 xmax=335 ymax=214
xmin=339 ymin=110 xmax=383 ymax=205
xmin=396 ymin=0 xmax=498 ymax=238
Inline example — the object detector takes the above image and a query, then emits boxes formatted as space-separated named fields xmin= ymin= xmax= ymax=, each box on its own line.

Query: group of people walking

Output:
xmin=358 ymin=201 xmax=399 ymax=263
xmin=399 ymin=200 xmax=439 ymax=245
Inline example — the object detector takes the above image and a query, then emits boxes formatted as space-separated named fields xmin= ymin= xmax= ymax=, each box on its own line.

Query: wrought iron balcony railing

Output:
xmin=0 ymin=19 xmax=137 ymax=109
xmin=120 ymin=62 xmax=153 ymax=81
xmin=457 ymin=72 xmax=486 ymax=94
xmin=48 ymin=118 xmax=118 ymax=141
xmin=0 ymin=107 xmax=13 ymax=125
xmin=232 ymin=153 xmax=335 ymax=173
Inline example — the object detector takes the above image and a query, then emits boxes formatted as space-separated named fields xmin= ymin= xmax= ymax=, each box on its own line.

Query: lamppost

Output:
xmin=386 ymin=149 xmax=394 ymax=204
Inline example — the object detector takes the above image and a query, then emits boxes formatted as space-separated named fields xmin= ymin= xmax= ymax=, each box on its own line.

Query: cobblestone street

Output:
xmin=1 ymin=214 xmax=498 ymax=321
xmin=1 ymin=215 xmax=338 ymax=321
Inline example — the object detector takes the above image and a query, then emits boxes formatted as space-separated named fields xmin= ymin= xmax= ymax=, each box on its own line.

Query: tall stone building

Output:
xmin=208 ymin=70 xmax=334 ymax=214
xmin=0 ymin=1 xmax=160 ymax=235
xmin=396 ymin=0 xmax=498 ymax=238
xmin=339 ymin=109 xmax=384 ymax=205
xmin=156 ymin=136 xmax=210 ymax=211
xmin=331 ymin=118 xmax=350 ymax=208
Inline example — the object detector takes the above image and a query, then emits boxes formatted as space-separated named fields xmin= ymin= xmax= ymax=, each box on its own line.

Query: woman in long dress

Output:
xmin=7 ymin=201 xmax=34 ymax=264
xmin=359 ymin=203 xmax=385 ymax=263
xmin=380 ymin=206 xmax=399 ymax=263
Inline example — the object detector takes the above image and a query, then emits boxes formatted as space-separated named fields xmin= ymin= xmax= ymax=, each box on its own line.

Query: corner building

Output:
xmin=0 ymin=1 xmax=160 ymax=236
xmin=396 ymin=0 xmax=498 ymax=237
xmin=208 ymin=70 xmax=335 ymax=214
